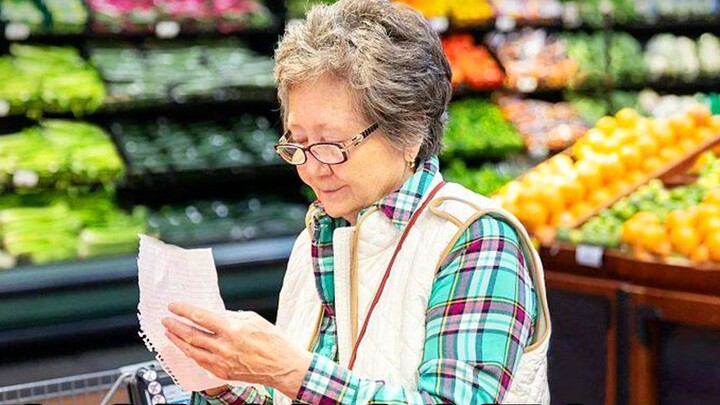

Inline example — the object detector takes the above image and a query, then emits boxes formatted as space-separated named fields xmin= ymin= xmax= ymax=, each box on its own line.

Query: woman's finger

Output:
xmin=166 ymin=329 xmax=219 ymax=366
xmin=168 ymin=302 xmax=226 ymax=334
xmin=162 ymin=317 xmax=219 ymax=353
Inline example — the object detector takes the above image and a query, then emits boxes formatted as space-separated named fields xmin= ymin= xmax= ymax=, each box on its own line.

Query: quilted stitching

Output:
xmin=273 ymin=183 xmax=551 ymax=405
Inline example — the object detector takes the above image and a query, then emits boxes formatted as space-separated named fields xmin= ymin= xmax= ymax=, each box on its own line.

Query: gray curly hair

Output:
xmin=273 ymin=0 xmax=452 ymax=162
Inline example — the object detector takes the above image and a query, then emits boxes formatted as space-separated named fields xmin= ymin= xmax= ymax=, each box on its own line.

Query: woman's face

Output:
xmin=287 ymin=75 xmax=413 ymax=224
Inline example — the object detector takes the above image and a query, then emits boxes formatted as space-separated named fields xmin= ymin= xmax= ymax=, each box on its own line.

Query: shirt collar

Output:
xmin=360 ymin=156 xmax=440 ymax=231
xmin=308 ymin=156 xmax=441 ymax=232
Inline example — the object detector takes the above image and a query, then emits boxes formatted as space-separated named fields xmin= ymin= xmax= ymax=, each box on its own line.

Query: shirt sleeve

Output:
xmin=294 ymin=215 xmax=537 ymax=405
xmin=192 ymin=385 xmax=274 ymax=405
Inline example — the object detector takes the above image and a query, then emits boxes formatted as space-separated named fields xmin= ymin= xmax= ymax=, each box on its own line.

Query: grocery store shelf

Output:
xmin=0 ymin=236 xmax=294 ymax=294
xmin=0 ymin=236 xmax=295 ymax=345
xmin=540 ymin=242 xmax=720 ymax=296
xmin=0 ymin=21 xmax=283 ymax=44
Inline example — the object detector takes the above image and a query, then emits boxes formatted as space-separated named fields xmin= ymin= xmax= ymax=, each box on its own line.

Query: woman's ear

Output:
xmin=404 ymin=144 xmax=422 ymax=165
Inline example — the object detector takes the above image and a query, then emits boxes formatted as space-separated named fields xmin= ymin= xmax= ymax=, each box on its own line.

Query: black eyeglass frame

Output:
xmin=274 ymin=122 xmax=379 ymax=165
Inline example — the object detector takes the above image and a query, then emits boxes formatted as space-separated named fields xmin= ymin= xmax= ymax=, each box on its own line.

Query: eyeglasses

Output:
xmin=274 ymin=123 xmax=379 ymax=165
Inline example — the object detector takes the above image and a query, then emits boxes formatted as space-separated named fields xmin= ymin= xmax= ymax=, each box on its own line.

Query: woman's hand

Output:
xmin=162 ymin=302 xmax=313 ymax=398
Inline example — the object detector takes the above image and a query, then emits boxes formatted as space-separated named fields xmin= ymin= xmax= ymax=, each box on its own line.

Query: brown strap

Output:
xmin=347 ymin=181 xmax=445 ymax=369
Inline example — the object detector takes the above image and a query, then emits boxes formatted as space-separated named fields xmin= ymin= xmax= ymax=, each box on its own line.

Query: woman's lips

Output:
xmin=320 ymin=186 xmax=344 ymax=197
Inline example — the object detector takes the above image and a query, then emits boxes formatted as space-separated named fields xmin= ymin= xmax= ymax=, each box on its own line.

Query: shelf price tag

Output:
xmin=495 ymin=16 xmax=517 ymax=32
xmin=575 ymin=244 xmax=604 ymax=268
xmin=13 ymin=170 xmax=39 ymax=188
xmin=428 ymin=17 xmax=449 ymax=33
xmin=155 ymin=21 xmax=180 ymax=39
xmin=0 ymin=99 xmax=9 ymax=117
xmin=5 ymin=22 xmax=30 ymax=41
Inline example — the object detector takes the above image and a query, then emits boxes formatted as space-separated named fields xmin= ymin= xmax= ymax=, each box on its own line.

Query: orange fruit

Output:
xmin=679 ymin=137 xmax=698 ymax=153
xmin=537 ymin=184 xmax=567 ymax=215
xmin=615 ymin=108 xmax=640 ymax=128
xmin=636 ymin=135 xmax=661 ymax=157
xmin=698 ymin=217 xmax=720 ymax=239
xmin=688 ymin=104 xmax=712 ymax=127
xmin=622 ymin=220 xmax=644 ymax=245
xmin=696 ymin=203 xmax=720 ymax=222
xmin=690 ymin=245 xmax=710 ymax=263
xmin=641 ymin=225 xmax=668 ymax=252
xmin=549 ymin=154 xmax=574 ymax=172
xmin=670 ymin=226 xmax=701 ymax=256
xmin=634 ymin=211 xmax=662 ymax=226
xmin=618 ymin=145 xmax=643 ymax=170
xmin=669 ymin=114 xmax=696 ymax=139
xmin=551 ymin=211 xmax=576 ymax=228
xmin=517 ymin=201 xmax=549 ymax=230
xmin=705 ymin=232 xmax=720 ymax=261
xmin=584 ymin=128 xmax=608 ymax=152
xmin=642 ymin=156 xmax=664 ymax=174
xmin=653 ymin=240 xmax=673 ymax=258
xmin=665 ymin=209 xmax=697 ymax=231
xmin=599 ymin=153 xmax=626 ymax=185
xmin=570 ymin=201 xmax=594 ymax=220
xmin=698 ymin=127 xmax=716 ymax=141
xmin=590 ymin=187 xmax=614 ymax=206
xmin=711 ymin=115 xmax=720 ymax=132
xmin=650 ymin=118 xmax=676 ymax=146
xmin=659 ymin=147 xmax=683 ymax=164
xmin=560 ymin=175 xmax=587 ymax=206
xmin=627 ymin=170 xmax=646 ymax=186
xmin=574 ymin=160 xmax=603 ymax=191
xmin=703 ymin=188 xmax=720 ymax=207
xmin=595 ymin=116 xmax=618 ymax=135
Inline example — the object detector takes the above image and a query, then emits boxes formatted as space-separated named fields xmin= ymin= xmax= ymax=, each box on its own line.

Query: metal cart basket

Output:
xmin=0 ymin=361 xmax=167 ymax=405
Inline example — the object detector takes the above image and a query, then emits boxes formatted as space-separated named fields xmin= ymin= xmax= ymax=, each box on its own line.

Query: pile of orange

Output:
xmin=621 ymin=188 xmax=720 ymax=263
xmin=493 ymin=105 xmax=720 ymax=235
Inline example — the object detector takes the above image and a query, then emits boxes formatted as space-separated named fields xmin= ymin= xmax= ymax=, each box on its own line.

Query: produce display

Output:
xmin=0 ymin=45 xmax=106 ymax=117
xmin=393 ymin=0 xmax=494 ymax=23
xmin=442 ymin=158 xmax=529 ymax=196
xmin=566 ymin=91 xmax=641 ymax=125
xmin=0 ymin=120 xmax=124 ymax=191
xmin=442 ymin=35 xmax=504 ymax=90
xmin=496 ymin=94 xmax=589 ymax=154
xmin=637 ymin=89 xmax=711 ymax=118
xmin=560 ymin=152 xmax=720 ymax=263
xmin=147 ymin=198 xmax=306 ymax=246
xmin=645 ymin=33 xmax=720 ymax=82
xmin=0 ymin=190 xmax=147 ymax=268
xmin=564 ymin=31 xmax=647 ymax=89
xmin=489 ymin=0 xmax=563 ymax=21
xmin=486 ymin=29 xmax=579 ymax=92
xmin=0 ymin=0 xmax=88 ymax=34
xmin=112 ymin=114 xmax=281 ymax=176
xmin=443 ymin=98 xmax=525 ymax=160
xmin=88 ymin=39 xmax=274 ymax=108
xmin=87 ymin=0 xmax=273 ymax=34
xmin=562 ymin=0 xmax=720 ymax=27
xmin=492 ymin=106 xmax=720 ymax=236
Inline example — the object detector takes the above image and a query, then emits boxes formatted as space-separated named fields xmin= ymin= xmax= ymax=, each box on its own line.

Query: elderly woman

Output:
xmin=162 ymin=0 xmax=551 ymax=404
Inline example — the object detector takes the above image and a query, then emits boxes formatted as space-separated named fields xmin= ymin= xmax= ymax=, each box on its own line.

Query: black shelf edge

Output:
xmin=0 ymin=21 xmax=283 ymax=44
xmin=0 ymin=235 xmax=296 ymax=295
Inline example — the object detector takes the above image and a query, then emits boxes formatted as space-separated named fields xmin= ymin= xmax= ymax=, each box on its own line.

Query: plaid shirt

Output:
xmin=198 ymin=156 xmax=536 ymax=405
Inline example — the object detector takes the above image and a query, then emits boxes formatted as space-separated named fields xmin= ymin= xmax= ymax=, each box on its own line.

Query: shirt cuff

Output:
xmin=201 ymin=385 xmax=264 ymax=405
xmin=296 ymin=354 xmax=359 ymax=405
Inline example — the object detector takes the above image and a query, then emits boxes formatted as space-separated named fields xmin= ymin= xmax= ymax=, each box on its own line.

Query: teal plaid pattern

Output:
xmin=197 ymin=156 xmax=537 ymax=405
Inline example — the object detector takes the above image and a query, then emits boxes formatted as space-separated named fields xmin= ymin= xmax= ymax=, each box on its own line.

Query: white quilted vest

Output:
xmin=272 ymin=180 xmax=551 ymax=404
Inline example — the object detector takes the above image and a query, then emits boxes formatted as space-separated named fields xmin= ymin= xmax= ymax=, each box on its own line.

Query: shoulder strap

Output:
xmin=428 ymin=192 xmax=552 ymax=349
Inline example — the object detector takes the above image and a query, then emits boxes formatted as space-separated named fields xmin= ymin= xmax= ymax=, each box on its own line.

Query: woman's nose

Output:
xmin=303 ymin=152 xmax=332 ymax=176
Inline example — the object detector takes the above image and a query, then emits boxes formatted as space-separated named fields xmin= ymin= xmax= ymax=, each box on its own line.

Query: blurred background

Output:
xmin=0 ymin=0 xmax=719 ymax=404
